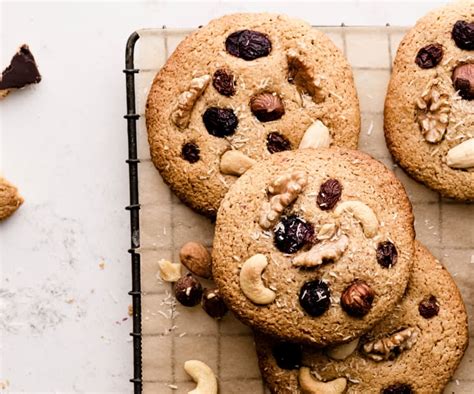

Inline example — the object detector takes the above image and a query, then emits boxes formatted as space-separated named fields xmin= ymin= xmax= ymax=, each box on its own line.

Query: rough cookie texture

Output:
xmin=255 ymin=242 xmax=469 ymax=393
xmin=385 ymin=2 xmax=474 ymax=201
xmin=146 ymin=13 xmax=360 ymax=217
xmin=0 ymin=176 xmax=23 ymax=221
xmin=212 ymin=149 xmax=415 ymax=345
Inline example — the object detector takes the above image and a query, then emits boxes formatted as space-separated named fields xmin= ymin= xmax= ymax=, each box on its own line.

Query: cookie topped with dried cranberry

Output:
xmin=255 ymin=242 xmax=468 ymax=393
xmin=212 ymin=149 xmax=415 ymax=345
xmin=385 ymin=2 xmax=474 ymax=201
xmin=146 ymin=13 xmax=360 ymax=217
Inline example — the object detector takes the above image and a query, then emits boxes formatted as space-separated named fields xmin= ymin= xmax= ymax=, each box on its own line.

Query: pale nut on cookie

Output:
xmin=219 ymin=150 xmax=256 ymax=176
xmin=334 ymin=201 xmax=379 ymax=238
xmin=316 ymin=222 xmax=337 ymax=241
xmin=157 ymin=259 xmax=182 ymax=282
xmin=298 ymin=367 xmax=347 ymax=394
xmin=293 ymin=235 xmax=349 ymax=268
xmin=446 ymin=138 xmax=474 ymax=169
xmin=184 ymin=360 xmax=218 ymax=394
xmin=326 ymin=338 xmax=359 ymax=361
xmin=299 ymin=120 xmax=331 ymax=149
xmin=170 ymin=74 xmax=211 ymax=129
xmin=239 ymin=254 xmax=276 ymax=305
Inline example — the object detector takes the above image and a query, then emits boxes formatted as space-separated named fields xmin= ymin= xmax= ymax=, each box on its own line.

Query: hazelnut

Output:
xmin=452 ymin=63 xmax=474 ymax=100
xmin=174 ymin=273 xmax=203 ymax=307
xmin=250 ymin=92 xmax=285 ymax=122
xmin=201 ymin=288 xmax=228 ymax=319
xmin=179 ymin=241 xmax=212 ymax=278
xmin=340 ymin=280 xmax=375 ymax=317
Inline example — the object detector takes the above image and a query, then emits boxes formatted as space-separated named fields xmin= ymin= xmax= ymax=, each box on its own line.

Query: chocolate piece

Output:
xmin=0 ymin=45 xmax=41 ymax=91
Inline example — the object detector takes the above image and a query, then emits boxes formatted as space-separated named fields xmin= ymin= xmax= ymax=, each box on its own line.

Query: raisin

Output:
xmin=271 ymin=342 xmax=302 ymax=370
xmin=382 ymin=383 xmax=413 ymax=394
xmin=174 ymin=273 xmax=203 ymax=307
xmin=415 ymin=43 xmax=443 ymax=69
xmin=376 ymin=241 xmax=398 ymax=268
xmin=316 ymin=179 xmax=342 ymax=211
xmin=274 ymin=215 xmax=314 ymax=254
xmin=418 ymin=295 xmax=439 ymax=319
xmin=341 ymin=280 xmax=375 ymax=318
xmin=452 ymin=20 xmax=474 ymax=50
xmin=299 ymin=279 xmax=331 ymax=317
xmin=181 ymin=142 xmax=200 ymax=163
xmin=202 ymin=107 xmax=238 ymax=137
xmin=266 ymin=132 xmax=291 ymax=153
xmin=212 ymin=68 xmax=236 ymax=96
xmin=225 ymin=30 xmax=272 ymax=61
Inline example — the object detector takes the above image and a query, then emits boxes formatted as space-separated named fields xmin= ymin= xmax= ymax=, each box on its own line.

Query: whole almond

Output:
xmin=250 ymin=92 xmax=285 ymax=122
xmin=179 ymin=241 xmax=212 ymax=278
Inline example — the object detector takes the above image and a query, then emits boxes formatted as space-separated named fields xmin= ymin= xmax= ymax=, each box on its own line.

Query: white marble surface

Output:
xmin=0 ymin=1 xmax=448 ymax=392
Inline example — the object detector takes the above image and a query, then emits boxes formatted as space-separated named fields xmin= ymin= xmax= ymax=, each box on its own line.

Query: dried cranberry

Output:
xmin=202 ymin=107 xmax=238 ymax=137
xmin=266 ymin=132 xmax=291 ymax=153
xmin=418 ymin=295 xmax=439 ymax=319
xmin=316 ymin=179 xmax=342 ymax=211
xmin=212 ymin=69 xmax=236 ymax=96
xmin=274 ymin=215 xmax=314 ymax=254
xmin=174 ymin=273 xmax=203 ymax=307
xmin=271 ymin=342 xmax=302 ymax=370
xmin=299 ymin=280 xmax=331 ymax=317
xmin=376 ymin=241 xmax=398 ymax=268
xmin=415 ymin=43 xmax=443 ymax=69
xmin=382 ymin=383 xmax=413 ymax=394
xmin=181 ymin=142 xmax=200 ymax=163
xmin=225 ymin=30 xmax=272 ymax=61
xmin=452 ymin=20 xmax=474 ymax=50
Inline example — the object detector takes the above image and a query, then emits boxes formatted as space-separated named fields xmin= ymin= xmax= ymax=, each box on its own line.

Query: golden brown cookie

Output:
xmin=212 ymin=148 xmax=415 ymax=346
xmin=146 ymin=13 xmax=360 ymax=217
xmin=0 ymin=176 xmax=23 ymax=220
xmin=385 ymin=2 xmax=474 ymax=201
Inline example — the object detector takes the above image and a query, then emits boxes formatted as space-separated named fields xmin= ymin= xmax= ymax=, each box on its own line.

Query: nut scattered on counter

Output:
xmin=158 ymin=259 xmax=182 ymax=282
xmin=179 ymin=241 xmax=212 ymax=279
xmin=0 ymin=176 xmax=24 ymax=221
xmin=201 ymin=288 xmax=228 ymax=319
xmin=174 ymin=273 xmax=203 ymax=307
xmin=184 ymin=359 xmax=218 ymax=394
xmin=0 ymin=44 xmax=41 ymax=99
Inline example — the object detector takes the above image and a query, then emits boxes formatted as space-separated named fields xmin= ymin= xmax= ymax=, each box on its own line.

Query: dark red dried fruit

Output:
xmin=266 ymin=132 xmax=291 ymax=153
xmin=225 ymin=30 xmax=272 ymax=61
xmin=382 ymin=383 xmax=413 ymax=394
xmin=418 ymin=295 xmax=440 ymax=319
xmin=174 ymin=273 xmax=203 ymax=307
xmin=341 ymin=280 xmax=375 ymax=318
xmin=376 ymin=241 xmax=398 ymax=268
xmin=202 ymin=107 xmax=238 ymax=137
xmin=212 ymin=69 xmax=236 ymax=96
xmin=181 ymin=142 xmax=200 ymax=163
xmin=415 ymin=43 xmax=443 ymax=69
xmin=452 ymin=63 xmax=474 ymax=100
xmin=250 ymin=92 xmax=285 ymax=122
xmin=299 ymin=280 xmax=331 ymax=317
xmin=452 ymin=20 xmax=474 ymax=50
xmin=201 ymin=288 xmax=228 ymax=319
xmin=272 ymin=342 xmax=302 ymax=370
xmin=274 ymin=215 xmax=314 ymax=254
xmin=316 ymin=179 xmax=342 ymax=211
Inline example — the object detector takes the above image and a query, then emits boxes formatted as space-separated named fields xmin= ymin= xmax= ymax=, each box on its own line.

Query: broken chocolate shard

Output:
xmin=0 ymin=45 xmax=41 ymax=90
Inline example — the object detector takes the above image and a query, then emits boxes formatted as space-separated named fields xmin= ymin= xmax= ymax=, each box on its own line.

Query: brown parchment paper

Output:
xmin=132 ymin=27 xmax=473 ymax=394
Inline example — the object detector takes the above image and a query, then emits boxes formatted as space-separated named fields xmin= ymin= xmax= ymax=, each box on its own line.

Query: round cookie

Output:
xmin=255 ymin=242 xmax=469 ymax=394
xmin=212 ymin=148 xmax=415 ymax=345
xmin=385 ymin=2 xmax=474 ymax=201
xmin=146 ymin=13 xmax=360 ymax=217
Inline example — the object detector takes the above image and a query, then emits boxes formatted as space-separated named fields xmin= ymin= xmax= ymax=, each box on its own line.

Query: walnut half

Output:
xmin=362 ymin=327 xmax=419 ymax=361
xmin=415 ymin=78 xmax=450 ymax=143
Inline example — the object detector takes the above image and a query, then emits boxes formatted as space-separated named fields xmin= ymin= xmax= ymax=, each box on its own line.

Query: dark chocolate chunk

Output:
xmin=0 ymin=45 xmax=41 ymax=90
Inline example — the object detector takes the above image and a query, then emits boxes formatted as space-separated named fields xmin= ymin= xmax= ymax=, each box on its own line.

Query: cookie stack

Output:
xmin=146 ymin=6 xmax=470 ymax=393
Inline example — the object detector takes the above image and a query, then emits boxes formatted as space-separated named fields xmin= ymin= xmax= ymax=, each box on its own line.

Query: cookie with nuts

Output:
xmin=146 ymin=13 xmax=360 ymax=217
xmin=385 ymin=2 xmax=474 ymax=201
xmin=255 ymin=242 xmax=468 ymax=393
xmin=212 ymin=148 xmax=415 ymax=345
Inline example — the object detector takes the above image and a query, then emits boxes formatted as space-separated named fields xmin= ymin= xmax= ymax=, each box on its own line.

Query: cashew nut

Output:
xmin=184 ymin=360 xmax=218 ymax=394
xmin=293 ymin=235 xmax=349 ymax=268
xmin=220 ymin=150 xmax=256 ymax=176
xmin=239 ymin=254 xmax=276 ymax=305
xmin=316 ymin=222 xmax=337 ymax=241
xmin=157 ymin=259 xmax=182 ymax=282
xmin=334 ymin=201 xmax=379 ymax=238
xmin=299 ymin=120 xmax=331 ymax=149
xmin=299 ymin=367 xmax=347 ymax=394
xmin=446 ymin=138 xmax=474 ymax=169
xmin=326 ymin=338 xmax=359 ymax=360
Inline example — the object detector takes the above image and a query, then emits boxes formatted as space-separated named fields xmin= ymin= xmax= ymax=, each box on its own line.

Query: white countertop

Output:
xmin=0 ymin=1 xmax=449 ymax=392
